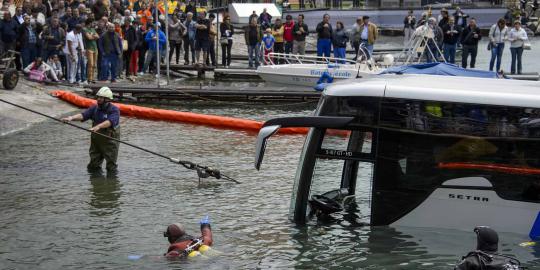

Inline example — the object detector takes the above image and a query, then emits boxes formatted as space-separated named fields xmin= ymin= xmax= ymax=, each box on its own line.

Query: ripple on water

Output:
xmin=1 ymin=99 xmax=540 ymax=269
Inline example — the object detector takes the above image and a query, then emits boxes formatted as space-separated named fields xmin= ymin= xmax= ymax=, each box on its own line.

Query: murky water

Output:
xmin=1 ymin=37 xmax=540 ymax=269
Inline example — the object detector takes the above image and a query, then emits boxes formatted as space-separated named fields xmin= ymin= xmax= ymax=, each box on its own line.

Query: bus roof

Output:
xmin=324 ymin=75 xmax=540 ymax=108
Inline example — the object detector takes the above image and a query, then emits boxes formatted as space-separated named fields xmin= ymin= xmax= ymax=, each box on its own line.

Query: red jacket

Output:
xmin=165 ymin=224 xmax=213 ymax=257
xmin=283 ymin=21 xmax=295 ymax=42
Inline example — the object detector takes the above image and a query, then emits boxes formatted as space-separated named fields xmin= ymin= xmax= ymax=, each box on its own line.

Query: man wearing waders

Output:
xmin=62 ymin=87 xmax=120 ymax=174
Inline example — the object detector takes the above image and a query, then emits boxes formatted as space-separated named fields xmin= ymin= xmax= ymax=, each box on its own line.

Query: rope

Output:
xmin=0 ymin=98 xmax=240 ymax=184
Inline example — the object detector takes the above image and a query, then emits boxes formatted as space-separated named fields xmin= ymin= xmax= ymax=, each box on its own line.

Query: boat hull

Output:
xmin=256 ymin=64 xmax=371 ymax=87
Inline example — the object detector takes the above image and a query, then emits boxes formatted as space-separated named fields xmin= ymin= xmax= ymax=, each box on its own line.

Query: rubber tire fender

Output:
xmin=3 ymin=69 xmax=19 ymax=90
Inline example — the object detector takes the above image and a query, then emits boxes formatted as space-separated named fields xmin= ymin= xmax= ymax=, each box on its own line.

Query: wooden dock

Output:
xmin=163 ymin=64 xmax=261 ymax=79
xmin=84 ymin=84 xmax=320 ymax=103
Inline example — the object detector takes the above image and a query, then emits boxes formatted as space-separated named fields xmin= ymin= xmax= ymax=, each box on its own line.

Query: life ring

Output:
xmin=316 ymin=71 xmax=334 ymax=85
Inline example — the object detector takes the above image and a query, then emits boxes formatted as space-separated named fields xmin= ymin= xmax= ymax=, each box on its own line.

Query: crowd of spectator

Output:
xmin=403 ymin=7 xmax=529 ymax=74
xmin=0 ymin=0 xmax=222 ymax=83
xmin=0 ymin=1 xmax=533 ymax=84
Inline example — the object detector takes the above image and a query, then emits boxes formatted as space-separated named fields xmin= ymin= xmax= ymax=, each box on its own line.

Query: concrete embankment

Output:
xmin=0 ymin=80 xmax=79 ymax=136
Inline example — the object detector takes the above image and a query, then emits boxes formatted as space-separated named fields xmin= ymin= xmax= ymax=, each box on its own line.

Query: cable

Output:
xmin=0 ymin=98 xmax=240 ymax=184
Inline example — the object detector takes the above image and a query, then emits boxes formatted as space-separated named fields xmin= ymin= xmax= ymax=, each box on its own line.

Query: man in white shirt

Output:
xmin=76 ymin=24 xmax=86 ymax=84
xmin=64 ymin=24 xmax=83 ymax=83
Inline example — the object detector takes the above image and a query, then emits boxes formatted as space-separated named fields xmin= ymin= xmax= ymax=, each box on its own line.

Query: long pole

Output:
xmin=0 ymin=98 xmax=240 ymax=183
xmin=164 ymin=0 xmax=170 ymax=85
xmin=155 ymin=0 xmax=161 ymax=88
xmin=215 ymin=11 xmax=219 ymax=67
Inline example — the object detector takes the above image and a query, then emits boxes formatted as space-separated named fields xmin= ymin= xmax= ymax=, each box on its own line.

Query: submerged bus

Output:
xmin=255 ymin=75 xmax=540 ymax=239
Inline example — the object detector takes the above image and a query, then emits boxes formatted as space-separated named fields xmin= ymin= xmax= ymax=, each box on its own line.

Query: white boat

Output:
xmin=256 ymin=23 xmax=450 ymax=88
xmin=256 ymin=53 xmax=388 ymax=87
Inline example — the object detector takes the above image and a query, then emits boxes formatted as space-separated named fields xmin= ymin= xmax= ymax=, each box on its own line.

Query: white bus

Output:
xmin=255 ymin=75 xmax=540 ymax=239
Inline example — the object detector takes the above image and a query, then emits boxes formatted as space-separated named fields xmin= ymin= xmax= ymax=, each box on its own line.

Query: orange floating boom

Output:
xmin=51 ymin=90 xmax=312 ymax=135
xmin=438 ymin=162 xmax=540 ymax=175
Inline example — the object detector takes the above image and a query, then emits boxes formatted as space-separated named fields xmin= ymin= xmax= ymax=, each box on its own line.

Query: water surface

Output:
xmin=1 ymin=37 xmax=539 ymax=269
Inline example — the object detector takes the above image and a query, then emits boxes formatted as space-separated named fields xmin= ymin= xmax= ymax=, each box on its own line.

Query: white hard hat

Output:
xmin=96 ymin=86 xmax=113 ymax=99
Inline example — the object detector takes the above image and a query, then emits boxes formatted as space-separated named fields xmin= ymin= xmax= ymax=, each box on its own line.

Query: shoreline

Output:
xmin=0 ymin=80 xmax=80 ymax=136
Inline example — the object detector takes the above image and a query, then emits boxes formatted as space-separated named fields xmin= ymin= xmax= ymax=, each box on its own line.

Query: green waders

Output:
xmin=87 ymin=127 xmax=120 ymax=173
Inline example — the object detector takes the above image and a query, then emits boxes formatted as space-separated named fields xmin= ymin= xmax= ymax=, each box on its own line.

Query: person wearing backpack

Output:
xmin=454 ymin=226 xmax=522 ymax=270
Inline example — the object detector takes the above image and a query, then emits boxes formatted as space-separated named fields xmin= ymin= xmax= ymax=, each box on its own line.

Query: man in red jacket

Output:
xmin=164 ymin=216 xmax=213 ymax=257
xmin=283 ymin=14 xmax=295 ymax=54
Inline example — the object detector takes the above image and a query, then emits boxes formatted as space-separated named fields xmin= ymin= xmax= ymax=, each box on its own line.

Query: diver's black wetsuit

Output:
xmin=454 ymin=227 xmax=522 ymax=270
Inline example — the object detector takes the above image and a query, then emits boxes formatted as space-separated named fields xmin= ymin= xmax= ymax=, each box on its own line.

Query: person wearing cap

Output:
xmin=164 ymin=216 xmax=213 ymax=257
xmin=61 ymin=87 xmax=121 ymax=173
xmin=454 ymin=226 xmax=521 ymax=270
xmin=359 ymin=15 xmax=378 ymax=58
xmin=507 ymin=20 xmax=528 ymax=75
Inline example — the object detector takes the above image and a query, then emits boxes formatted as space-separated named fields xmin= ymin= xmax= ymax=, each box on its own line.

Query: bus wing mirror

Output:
xmin=254 ymin=125 xmax=281 ymax=170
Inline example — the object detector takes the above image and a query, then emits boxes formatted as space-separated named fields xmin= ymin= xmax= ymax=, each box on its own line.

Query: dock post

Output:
xmin=196 ymin=65 xmax=205 ymax=78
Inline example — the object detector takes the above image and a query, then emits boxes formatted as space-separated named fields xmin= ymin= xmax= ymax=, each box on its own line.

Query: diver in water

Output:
xmin=454 ymin=226 xmax=522 ymax=270
xmin=164 ymin=216 xmax=213 ymax=258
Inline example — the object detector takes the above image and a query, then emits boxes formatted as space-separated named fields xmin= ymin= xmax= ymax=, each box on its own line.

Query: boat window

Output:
xmin=319 ymin=96 xmax=380 ymax=126
xmin=380 ymin=98 xmax=540 ymax=139
xmin=307 ymin=129 xmax=374 ymax=222
xmin=371 ymin=127 xmax=540 ymax=225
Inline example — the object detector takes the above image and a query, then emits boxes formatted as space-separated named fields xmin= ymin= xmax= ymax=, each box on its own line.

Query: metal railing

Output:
xmin=263 ymin=52 xmax=362 ymax=66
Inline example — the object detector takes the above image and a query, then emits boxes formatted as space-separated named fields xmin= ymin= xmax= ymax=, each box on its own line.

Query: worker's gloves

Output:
xmin=200 ymin=215 xmax=210 ymax=226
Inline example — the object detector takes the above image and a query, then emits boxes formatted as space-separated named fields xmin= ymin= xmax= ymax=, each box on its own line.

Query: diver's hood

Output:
xmin=476 ymin=226 xmax=499 ymax=252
